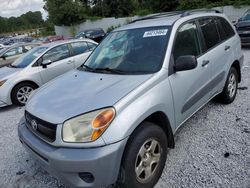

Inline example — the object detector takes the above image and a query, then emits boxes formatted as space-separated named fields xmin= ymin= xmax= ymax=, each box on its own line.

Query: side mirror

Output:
xmin=1 ymin=55 xmax=6 ymax=60
xmin=175 ymin=55 xmax=197 ymax=72
xmin=41 ymin=60 xmax=52 ymax=68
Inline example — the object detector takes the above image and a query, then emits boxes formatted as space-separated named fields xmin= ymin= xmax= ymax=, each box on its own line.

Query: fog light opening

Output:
xmin=79 ymin=172 xmax=95 ymax=183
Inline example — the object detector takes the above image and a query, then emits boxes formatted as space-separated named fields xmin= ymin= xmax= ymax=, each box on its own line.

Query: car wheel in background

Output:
xmin=11 ymin=82 xmax=37 ymax=106
xmin=117 ymin=122 xmax=168 ymax=188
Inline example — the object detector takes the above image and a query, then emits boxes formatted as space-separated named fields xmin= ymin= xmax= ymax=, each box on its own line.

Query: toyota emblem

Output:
xmin=31 ymin=119 xmax=38 ymax=130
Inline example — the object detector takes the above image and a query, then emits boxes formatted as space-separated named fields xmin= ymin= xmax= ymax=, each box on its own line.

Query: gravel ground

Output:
xmin=0 ymin=49 xmax=250 ymax=188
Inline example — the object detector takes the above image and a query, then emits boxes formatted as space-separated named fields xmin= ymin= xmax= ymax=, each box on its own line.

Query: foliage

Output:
xmin=1 ymin=0 xmax=250 ymax=35
xmin=70 ymin=25 xmax=77 ymax=36
xmin=178 ymin=0 xmax=250 ymax=9
xmin=106 ymin=24 xmax=121 ymax=33
xmin=0 ymin=11 xmax=43 ymax=33
xmin=40 ymin=20 xmax=55 ymax=36
xmin=43 ymin=0 xmax=87 ymax=26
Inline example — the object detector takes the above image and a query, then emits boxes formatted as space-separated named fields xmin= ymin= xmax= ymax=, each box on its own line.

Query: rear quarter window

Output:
xmin=71 ymin=42 xmax=89 ymax=56
xmin=87 ymin=42 xmax=97 ymax=51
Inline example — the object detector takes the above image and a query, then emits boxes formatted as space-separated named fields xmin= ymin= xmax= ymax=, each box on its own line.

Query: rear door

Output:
xmin=39 ymin=44 xmax=75 ymax=83
xmin=70 ymin=41 xmax=94 ymax=67
xmin=168 ymin=21 xmax=212 ymax=126
xmin=211 ymin=17 xmax=236 ymax=94
xmin=198 ymin=17 xmax=231 ymax=96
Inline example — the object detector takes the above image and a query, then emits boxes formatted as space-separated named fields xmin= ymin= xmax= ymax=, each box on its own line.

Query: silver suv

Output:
xmin=18 ymin=10 xmax=243 ymax=188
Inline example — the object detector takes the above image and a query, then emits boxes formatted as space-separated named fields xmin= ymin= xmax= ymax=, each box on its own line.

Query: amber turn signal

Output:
xmin=91 ymin=108 xmax=115 ymax=141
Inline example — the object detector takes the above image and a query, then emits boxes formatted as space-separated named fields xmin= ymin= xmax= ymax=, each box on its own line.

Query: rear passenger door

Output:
xmin=212 ymin=17 xmax=235 ymax=94
xmin=198 ymin=17 xmax=233 ymax=96
xmin=169 ymin=21 xmax=212 ymax=127
xmin=70 ymin=41 xmax=94 ymax=67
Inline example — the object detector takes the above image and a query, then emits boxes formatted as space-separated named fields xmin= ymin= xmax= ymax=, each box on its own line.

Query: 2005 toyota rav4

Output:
xmin=18 ymin=10 xmax=243 ymax=188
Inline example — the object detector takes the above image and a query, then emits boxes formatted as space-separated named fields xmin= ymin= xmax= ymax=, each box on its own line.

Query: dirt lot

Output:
xmin=0 ymin=49 xmax=249 ymax=188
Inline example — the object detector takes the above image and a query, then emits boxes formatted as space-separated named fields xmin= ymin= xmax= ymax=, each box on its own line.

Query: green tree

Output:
xmin=44 ymin=0 xmax=87 ymax=26
xmin=0 ymin=11 xmax=43 ymax=34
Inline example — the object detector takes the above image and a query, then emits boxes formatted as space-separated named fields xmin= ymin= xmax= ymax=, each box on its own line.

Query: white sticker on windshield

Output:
xmin=143 ymin=29 xmax=168 ymax=38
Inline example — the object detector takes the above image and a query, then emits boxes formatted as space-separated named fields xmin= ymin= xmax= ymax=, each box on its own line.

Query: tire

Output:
xmin=11 ymin=82 xmax=37 ymax=106
xmin=218 ymin=67 xmax=238 ymax=104
xmin=117 ymin=122 xmax=168 ymax=188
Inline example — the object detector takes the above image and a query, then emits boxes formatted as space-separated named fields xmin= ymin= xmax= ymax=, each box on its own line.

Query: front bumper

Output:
xmin=18 ymin=118 xmax=128 ymax=188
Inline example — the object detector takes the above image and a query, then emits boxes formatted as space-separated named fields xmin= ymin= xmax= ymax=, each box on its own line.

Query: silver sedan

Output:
xmin=0 ymin=39 xmax=97 ymax=106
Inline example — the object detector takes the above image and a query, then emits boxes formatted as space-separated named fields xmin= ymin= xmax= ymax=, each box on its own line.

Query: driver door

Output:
xmin=168 ymin=21 xmax=212 ymax=128
xmin=39 ymin=44 xmax=75 ymax=84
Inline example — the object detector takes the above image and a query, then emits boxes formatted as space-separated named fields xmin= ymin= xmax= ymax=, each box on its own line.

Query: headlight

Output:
xmin=0 ymin=80 xmax=7 ymax=87
xmin=62 ymin=107 xmax=115 ymax=143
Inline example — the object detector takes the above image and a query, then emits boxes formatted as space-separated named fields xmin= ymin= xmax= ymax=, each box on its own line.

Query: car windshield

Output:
xmin=241 ymin=13 xmax=250 ymax=21
xmin=83 ymin=26 xmax=170 ymax=74
xmin=11 ymin=46 xmax=48 ymax=68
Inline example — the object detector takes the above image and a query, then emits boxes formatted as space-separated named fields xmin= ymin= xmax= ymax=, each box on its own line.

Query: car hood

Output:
xmin=236 ymin=21 xmax=250 ymax=28
xmin=26 ymin=69 xmax=152 ymax=124
xmin=0 ymin=66 xmax=22 ymax=80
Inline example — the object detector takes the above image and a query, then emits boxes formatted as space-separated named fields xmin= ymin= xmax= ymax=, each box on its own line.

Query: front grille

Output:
xmin=237 ymin=26 xmax=250 ymax=31
xmin=25 ymin=111 xmax=57 ymax=143
xmin=240 ymin=37 xmax=250 ymax=44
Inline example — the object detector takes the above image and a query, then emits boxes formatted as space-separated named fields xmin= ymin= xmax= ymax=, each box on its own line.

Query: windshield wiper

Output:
xmin=94 ymin=67 xmax=126 ymax=75
xmin=80 ymin=65 xmax=96 ymax=72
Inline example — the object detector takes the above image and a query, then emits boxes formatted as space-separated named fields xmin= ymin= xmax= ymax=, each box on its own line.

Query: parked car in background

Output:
xmin=235 ymin=9 xmax=250 ymax=46
xmin=18 ymin=10 xmax=243 ymax=188
xmin=42 ymin=35 xmax=64 ymax=43
xmin=0 ymin=43 xmax=41 ymax=68
xmin=0 ymin=39 xmax=97 ymax=107
xmin=75 ymin=28 xmax=106 ymax=42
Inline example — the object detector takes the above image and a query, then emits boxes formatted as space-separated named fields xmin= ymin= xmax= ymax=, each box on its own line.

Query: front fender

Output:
xmin=102 ymin=77 xmax=175 ymax=144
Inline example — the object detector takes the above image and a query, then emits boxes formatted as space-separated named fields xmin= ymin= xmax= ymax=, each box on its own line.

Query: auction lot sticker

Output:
xmin=143 ymin=29 xmax=168 ymax=38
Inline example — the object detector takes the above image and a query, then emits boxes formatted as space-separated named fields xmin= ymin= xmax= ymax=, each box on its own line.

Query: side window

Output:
xmin=71 ymin=42 xmax=89 ymax=56
xmin=4 ymin=46 xmax=23 ymax=57
xmin=219 ymin=18 xmax=235 ymax=38
xmin=199 ymin=18 xmax=220 ymax=50
xmin=173 ymin=22 xmax=201 ymax=61
xmin=87 ymin=42 xmax=97 ymax=51
xmin=43 ymin=44 xmax=70 ymax=63
xmin=215 ymin=18 xmax=227 ymax=41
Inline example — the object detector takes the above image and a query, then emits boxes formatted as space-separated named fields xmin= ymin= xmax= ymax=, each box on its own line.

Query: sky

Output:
xmin=0 ymin=0 xmax=48 ymax=19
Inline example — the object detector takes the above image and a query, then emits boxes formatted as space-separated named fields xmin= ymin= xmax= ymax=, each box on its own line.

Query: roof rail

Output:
xmin=129 ymin=9 xmax=221 ymax=24
xmin=181 ymin=9 xmax=221 ymax=17
xmin=130 ymin=11 xmax=184 ymax=23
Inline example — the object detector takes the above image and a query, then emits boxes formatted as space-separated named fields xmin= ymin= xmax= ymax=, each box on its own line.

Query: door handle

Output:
xmin=225 ymin=45 xmax=230 ymax=51
xmin=202 ymin=60 xmax=210 ymax=67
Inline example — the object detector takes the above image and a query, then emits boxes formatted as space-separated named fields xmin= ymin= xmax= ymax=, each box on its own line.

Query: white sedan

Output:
xmin=0 ymin=39 xmax=97 ymax=106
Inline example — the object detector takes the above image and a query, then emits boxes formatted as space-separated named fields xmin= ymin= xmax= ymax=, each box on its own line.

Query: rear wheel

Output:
xmin=117 ymin=122 xmax=167 ymax=188
xmin=11 ymin=82 xmax=37 ymax=106
xmin=218 ymin=67 xmax=238 ymax=104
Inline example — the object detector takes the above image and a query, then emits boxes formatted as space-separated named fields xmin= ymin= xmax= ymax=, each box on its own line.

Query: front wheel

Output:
xmin=118 ymin=122 xmax=168 ymax=188
xmin=218 ymin=67 xmax=238 ymax=104
xmin=11 ymin=83 xmax=37 ymax=106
